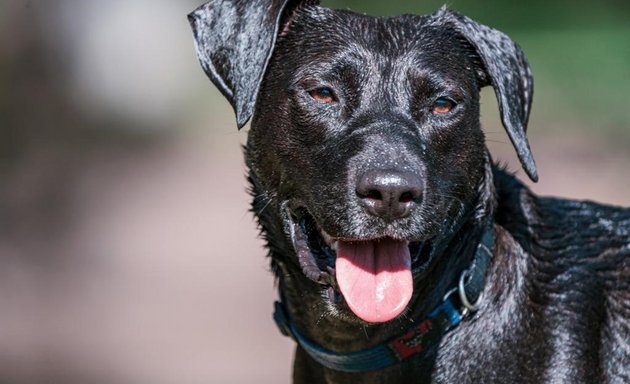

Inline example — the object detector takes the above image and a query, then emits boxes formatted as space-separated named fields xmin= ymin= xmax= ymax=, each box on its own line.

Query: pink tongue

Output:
xmin=335 ymin=239 xmax=412 ymax=323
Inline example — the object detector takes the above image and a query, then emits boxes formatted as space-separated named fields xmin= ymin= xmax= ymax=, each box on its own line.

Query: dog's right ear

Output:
xmin=431 ymin=8 xmax=539 ymax=182
xmin=188 ymin=0 xmax=317 ymax=129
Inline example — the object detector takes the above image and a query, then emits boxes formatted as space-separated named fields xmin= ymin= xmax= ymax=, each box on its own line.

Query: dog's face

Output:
xmin=252 ymin=8 xmax=486 ymax=240
xmin=248 ymin=9 xmax=490 ymax=322
xmin=190 ymin=1 xmax=537 ymax=324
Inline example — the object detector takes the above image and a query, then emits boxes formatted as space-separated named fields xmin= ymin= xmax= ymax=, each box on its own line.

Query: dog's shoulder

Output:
xmin=493 ymin=166 xmax=629 ymax=300
xmin=494 ymin=165 xmax=629 ymax=300
xmin=492 ymin=168 xmax=629 ymax=379
xmin=493 ymin=167 xmax=630 ymax=259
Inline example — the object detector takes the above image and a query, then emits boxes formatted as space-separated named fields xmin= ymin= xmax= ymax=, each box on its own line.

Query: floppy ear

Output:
xmin=188 ymin=0 xmax=318 ymax=128
xmin=433 ymin=8 xmax=538 ymax=182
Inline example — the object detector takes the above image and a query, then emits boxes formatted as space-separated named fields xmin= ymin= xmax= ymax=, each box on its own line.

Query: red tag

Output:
xmin=389 ymin=319 xmax=433 ymax=360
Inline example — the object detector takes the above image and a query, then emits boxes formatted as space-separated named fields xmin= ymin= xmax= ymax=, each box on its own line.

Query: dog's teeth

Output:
xmin=331 ymin=240 xmax=338 ymax=251
xmin=319 ymin=229 xmax=335 ymax=247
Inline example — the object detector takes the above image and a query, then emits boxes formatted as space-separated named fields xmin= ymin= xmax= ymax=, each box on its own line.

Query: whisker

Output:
xmin=485 ymin=139 xmax=510 ymax=145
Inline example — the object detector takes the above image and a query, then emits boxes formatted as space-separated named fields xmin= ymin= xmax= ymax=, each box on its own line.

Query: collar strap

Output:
xmin=274 ymin=224 xmax=495 ymax=373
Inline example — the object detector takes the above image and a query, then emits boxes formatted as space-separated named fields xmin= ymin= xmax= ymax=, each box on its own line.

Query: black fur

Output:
xmin=189 ymin=1 xmax=630 ymax=382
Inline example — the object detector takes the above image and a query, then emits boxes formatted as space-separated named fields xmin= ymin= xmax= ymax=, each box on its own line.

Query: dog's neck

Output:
xmin=249 ymin=155 xmax=497 ymax=366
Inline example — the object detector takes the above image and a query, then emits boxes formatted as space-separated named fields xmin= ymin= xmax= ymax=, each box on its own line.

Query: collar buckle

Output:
xmin=458 ymin=269 xmax=482 ymax=314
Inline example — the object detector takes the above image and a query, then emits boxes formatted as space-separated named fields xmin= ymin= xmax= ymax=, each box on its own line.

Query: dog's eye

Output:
xmin=432 ymin=98 xmax=456 ymax=114
xmin=309 ymin=87 xmax=336 ymax=104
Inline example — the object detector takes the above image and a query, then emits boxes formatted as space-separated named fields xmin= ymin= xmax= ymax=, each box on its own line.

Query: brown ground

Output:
xmin=1 ymin=124 xmax=628 ymax=384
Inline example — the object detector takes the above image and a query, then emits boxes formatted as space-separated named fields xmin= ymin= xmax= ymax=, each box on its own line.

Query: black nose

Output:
xmin=356 ymin=169 xmax=423 ymax=221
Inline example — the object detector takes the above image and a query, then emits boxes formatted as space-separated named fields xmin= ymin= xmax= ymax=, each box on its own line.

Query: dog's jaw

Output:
xmin=283 ymin=204 xmax=432 ymax=323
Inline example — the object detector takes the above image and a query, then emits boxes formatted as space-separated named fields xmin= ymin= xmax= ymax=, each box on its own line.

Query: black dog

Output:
xmin=188 ymin=1 xmax=630 ymax=382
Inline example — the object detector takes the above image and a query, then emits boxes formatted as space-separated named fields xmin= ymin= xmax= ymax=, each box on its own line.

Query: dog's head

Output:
xmin=190 ymin=0 xmax=537 ymax=323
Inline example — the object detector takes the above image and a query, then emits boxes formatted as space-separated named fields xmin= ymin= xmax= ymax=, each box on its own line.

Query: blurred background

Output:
xmin=0 ymin=0 xmax=628 ymax=383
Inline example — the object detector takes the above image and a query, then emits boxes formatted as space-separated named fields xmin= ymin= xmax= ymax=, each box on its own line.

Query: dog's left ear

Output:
xmin=188 ymin=0 xmax=318 ymax=129
xmin=433 ymin=8 xmax=538 ymax=182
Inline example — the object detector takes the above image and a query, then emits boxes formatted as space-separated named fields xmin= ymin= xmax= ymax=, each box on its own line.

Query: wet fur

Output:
xmin=189 ymin=2 xmax=630 ymax=382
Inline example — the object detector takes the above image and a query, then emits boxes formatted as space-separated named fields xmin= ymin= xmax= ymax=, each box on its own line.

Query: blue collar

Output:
xmin=273 ymin=225 xmax=495 ymax=373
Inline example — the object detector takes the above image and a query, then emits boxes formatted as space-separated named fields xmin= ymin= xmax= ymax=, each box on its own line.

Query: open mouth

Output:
xmin=285 ymin=206 xmax=431 ymax=323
